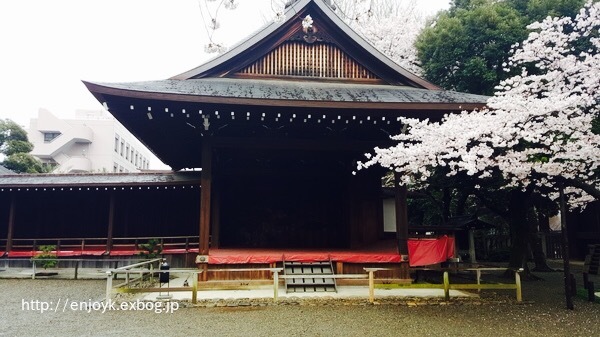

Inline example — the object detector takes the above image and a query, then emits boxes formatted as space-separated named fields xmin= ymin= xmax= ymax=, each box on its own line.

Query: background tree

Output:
xmin=359 ymin=1 xmax=600 ymax=271
xmin=416 ymin=0 xmax=586 ymax=95
xmin=0 ymin=119 xmax=45 ymax=173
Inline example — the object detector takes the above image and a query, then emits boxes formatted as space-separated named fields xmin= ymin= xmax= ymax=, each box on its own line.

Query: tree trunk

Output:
xmin=506 ymin=190 xmax=535 ymax=278
xmin=531 ymin=210 xmax=553 ymax=272
xmin=455 ymin=191 xmax=470 ymax=217
xmin=442 ymin=187 xmax=451 ymax=222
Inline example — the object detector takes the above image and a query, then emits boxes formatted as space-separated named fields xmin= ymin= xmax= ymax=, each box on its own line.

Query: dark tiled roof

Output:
xmin=95 ymin=78 xmax=489 ymax=104
xmin=0 ymin=165 xmax=15 ymax=175
xmin=0 ymin=171 xmax=202 ymax=188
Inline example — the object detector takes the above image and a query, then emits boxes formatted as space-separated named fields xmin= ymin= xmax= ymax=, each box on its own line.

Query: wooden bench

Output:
xmin=583 ymin=244 xmax=600 ymax=302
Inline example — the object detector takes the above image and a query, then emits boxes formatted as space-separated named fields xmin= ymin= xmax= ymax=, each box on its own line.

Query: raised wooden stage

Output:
xmin=203 ymin=240 xmax=403 ymax=264
xmin=199 ymin=240 xmax=410 ymax=282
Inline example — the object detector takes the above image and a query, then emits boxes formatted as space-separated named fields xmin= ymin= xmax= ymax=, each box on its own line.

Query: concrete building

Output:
xmin=28 ymin=108 xmax=153 ymax=173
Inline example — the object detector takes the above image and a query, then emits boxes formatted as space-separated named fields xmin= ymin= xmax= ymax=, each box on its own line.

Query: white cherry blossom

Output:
xmin=359 ymin=1 xmax=600 ymax=209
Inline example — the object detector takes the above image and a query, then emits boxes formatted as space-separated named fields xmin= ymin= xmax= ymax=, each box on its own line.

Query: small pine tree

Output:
xmin=32 ymin=245 xmax=58 ymax=269
xmin=138 ymin=239 xmax=163 ymax=259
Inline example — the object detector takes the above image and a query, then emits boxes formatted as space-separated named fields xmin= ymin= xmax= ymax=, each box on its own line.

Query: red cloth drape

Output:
xmin=407 ymin=235 xmax=455 ymax=267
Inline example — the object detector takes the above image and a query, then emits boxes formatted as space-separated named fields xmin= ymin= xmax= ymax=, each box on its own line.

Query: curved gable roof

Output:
xmin=171 ymin=0 xmax=439 ymax=89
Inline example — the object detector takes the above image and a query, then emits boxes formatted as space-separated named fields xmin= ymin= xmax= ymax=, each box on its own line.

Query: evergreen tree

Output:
xmin=0 ymin=119 xmax=46 ymax=173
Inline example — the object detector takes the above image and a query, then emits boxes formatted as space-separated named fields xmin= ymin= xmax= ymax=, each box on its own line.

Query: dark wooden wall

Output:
xmin=1 ymin=186 xmax=200 ymax=241
xmin=112 ymin=187 xmax=200 ymax=238
xmin=215 ymin=147 xmax=383 ymax=249
xmin=0 ymin=193 xmax=10 ymax=249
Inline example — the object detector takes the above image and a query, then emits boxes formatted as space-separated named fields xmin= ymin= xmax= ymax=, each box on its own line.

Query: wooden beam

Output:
xmin=199 ymin=138 xmax=213 ymax=255
xmin=394 ymin=172 xmax=408 ymax=255
xmin=213 ymin=136 xmax=390 ymax=152
xmin=106 ymin=192 xmax=115 ymax=252
xmin=5 ymin=194 xmax=16 ymax=252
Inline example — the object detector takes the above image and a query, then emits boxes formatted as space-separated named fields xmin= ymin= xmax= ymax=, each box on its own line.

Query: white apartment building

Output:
xmin=29 ymin=109 xmax=154 ymax=173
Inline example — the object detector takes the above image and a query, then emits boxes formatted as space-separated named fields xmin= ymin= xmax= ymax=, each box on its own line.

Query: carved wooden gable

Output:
xmin=235 ymin=40 xmax=379 ymax=80
xmin=174 ymin=0 xmax=435 ymax=88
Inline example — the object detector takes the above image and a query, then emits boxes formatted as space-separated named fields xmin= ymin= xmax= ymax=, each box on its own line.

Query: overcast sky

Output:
xmin=0 ymin=0 xmax=450 ymax=168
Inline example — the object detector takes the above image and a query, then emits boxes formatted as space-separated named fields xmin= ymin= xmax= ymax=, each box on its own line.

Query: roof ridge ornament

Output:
xmin=302 ymin=14 xmax=318 ymax=44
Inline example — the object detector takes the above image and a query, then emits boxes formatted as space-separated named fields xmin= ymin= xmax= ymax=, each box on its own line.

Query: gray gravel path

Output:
xmin=1 ymin=265 xmax=598 ymax=337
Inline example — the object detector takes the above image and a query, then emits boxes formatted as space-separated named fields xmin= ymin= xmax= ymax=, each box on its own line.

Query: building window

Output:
xmin=125 ymin=143 xmax=130 ymax=160
xmin=130 ymin=149 xmax=134 ymax=163
xmin=120 ymin=141 xmax=124 ymax=156
xmin=43 ymin=132 xmax=61 ymax=143
xmin=113 ymin=163 xmax=118 ymax=173
xmin=114 ymin=135 xmax=120 ymax=152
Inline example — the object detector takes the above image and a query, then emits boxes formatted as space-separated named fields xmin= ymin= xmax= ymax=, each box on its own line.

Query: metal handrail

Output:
xmin=105 ymin=266 xmax=201 ymax=304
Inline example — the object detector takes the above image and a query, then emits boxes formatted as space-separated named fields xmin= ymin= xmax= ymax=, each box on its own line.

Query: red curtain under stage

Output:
xmin=204 ymin=240 xmax=403 ymax=264
xmin=206 ymin=249 xmax=403 ymax=264
xmin=407 ymin=236 xmax=455 ymax=267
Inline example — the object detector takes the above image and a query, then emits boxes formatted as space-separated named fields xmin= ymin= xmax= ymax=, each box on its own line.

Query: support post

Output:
xmin=105 ymin=271 xmax=113 ymax=303
xmin=368 ymin=270 xmax=375 ymax=303
xmin=393 ymin=172 xmax=408 ymax=255
xmin=273 ymin=270 xmax=279 ymax=301
xmin=192 ymin=273 xmax=198 ymax=304
xmin=515 ymin=270 xmax=522 ymax=302
xmin=199 ymin=138 xmax=213 ymax=281
xmin=6 ymin=194 xmax=16 ymax=252
xmin=443 ymin=271 xmax=450 ymax=301
xmin=106 ymin=192 xmax=115 ymax=253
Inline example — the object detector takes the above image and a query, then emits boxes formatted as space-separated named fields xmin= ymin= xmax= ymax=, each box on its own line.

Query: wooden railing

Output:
xmin=0 ymin=236 xmax=200 ymax=255
xmin=365 ymin=267 xmax=523 ymax=303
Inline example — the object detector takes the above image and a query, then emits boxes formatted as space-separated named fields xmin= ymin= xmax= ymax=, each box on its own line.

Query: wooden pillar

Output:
xmin=394 ymin=172 xmax=408 ymax=255
xmin=199 ymin=138 xmax=213 ymax=255
xmin=5 ymin=194 xmax=16 ymax=252
xmin=106 ymin=192 xmax=115 ymax=252
xmin=199 ymin=138 xmax=212 ymax=281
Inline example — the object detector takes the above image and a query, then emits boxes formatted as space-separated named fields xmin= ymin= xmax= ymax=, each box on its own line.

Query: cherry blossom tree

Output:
xmin=359 ymin=0 xmax=600 ymax=210
xmin=357 ymin=1 xmax=599 ymax=278
xmin=333 ymin=0 xmax=427 ymax=74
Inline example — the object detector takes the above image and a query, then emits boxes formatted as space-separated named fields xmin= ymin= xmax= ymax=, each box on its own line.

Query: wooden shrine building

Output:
xmin=1 ymin=0 xmax=489 ymax=281
xmin=85 ymin=0 xmax=488 ymax=279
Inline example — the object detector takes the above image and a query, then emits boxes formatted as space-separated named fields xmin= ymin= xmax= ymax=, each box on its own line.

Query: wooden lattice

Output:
xmin=236 ymin=41 xmax=379 ymax=80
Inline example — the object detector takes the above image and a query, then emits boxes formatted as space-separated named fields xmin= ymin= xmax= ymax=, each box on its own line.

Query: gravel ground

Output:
xmin=1 ymin=263 xmax=598 ymax=337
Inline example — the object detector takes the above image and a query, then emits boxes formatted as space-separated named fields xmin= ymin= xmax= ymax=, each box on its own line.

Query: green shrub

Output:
xmin=138 ymin=239 xmax=163 ymax=260
xmin=32 ymin=245 xmax=58 ymax=269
